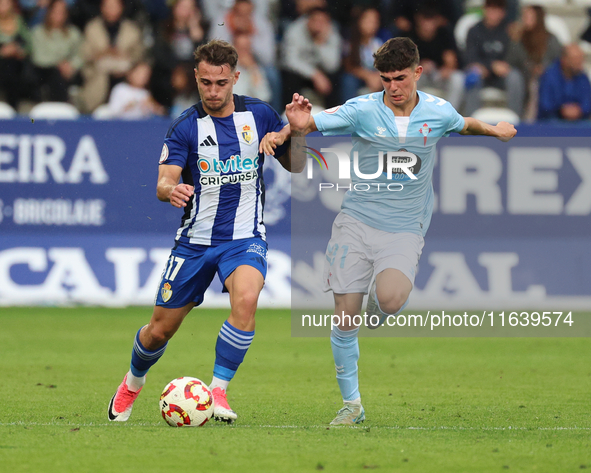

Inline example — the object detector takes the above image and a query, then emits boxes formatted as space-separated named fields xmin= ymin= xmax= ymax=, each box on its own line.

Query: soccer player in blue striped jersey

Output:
xmin=263 ymin=37 xmax=516 ymax=425
xmin=108 ymin=40 xmax=306 ymax=424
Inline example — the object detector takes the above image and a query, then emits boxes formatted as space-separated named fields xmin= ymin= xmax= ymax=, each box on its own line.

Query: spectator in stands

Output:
xmin=19 ymin=0 xmax=76 ymax=27
xmin=538 ymin=43 xmax=591 ymax=121
xmin=31 ymin=0 xmax=82 ymax=103
xmin=108 ymin=60 xmax=165 ymax=118
xmin=0 ymin=0 xmax=32 ymax=110
xmin=389 ymin=0 xmax=461 ymax=36
xmin=280 ymin=0 xmax=327 ymax=20
xmin=341 ymin=7 xmax=383 ymax=103
xmin=232 ymin=32 xmax=272 ymax=103
xmin=80 ymin=0 xmax=144 ymax=112
xmin=168 ymin=61 xmax=198 ymax=118
xmin=142 ymin=0 xmax=169 ymax=29
xmin=281 ymin=6 xmax=342 ymax=108
xmin=201 ymin=0 xmax=272 ymax=26
xmin=322 ymin=0 xmax=381 ymax=32
xmin=506 ymin=4 xmax=561 ymax=121
xmin=463 ymin=0 xmax=525 ymax=117
xmin=150 ymin=0 xmax=207 ymax=109
xmin=407 ymin=5 xmax=464 ymax=109
xmin=212 ymin=0 xmax=281 ymax=111
xmin=70 ymin=0 xmax=146 ymax=30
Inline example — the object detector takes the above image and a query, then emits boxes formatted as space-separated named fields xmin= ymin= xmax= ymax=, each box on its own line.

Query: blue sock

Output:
xmin=213 ymin=321 xmax=254 ymax=382
xmin=130 ymin=328 xmax=167 ymax=377
xmin=330 ymin=326 xmax=360 ymax=401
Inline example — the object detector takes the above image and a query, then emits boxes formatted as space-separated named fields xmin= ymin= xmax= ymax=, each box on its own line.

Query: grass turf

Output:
xmin=0 ymin=307 xmax=590 ymax=472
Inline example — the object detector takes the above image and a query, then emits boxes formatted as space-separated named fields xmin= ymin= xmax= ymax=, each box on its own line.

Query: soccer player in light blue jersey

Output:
xmin=108 ymin=40 xmax=303 ymax=424
xmin=262 ymin=37 xmax=516 ymax=425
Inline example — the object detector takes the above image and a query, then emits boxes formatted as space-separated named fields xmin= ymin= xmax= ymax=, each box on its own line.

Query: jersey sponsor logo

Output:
xmin=159 ymin=143 xmax=169 ymax=163
xmin=384 ymin=148 xmax=422 ymax=180
xmin=197 ymin=155 xmax=259 ymax=174
xmin=241 ymin=125 xmax=253 ymax=144
xmin=419 ymin=123 xmax=432 ymax=145
xmin=161 ymin=282 xmax=172 ymax=302
xmin=199 ymin=170 xmax=258 ymax=186
xmin=199 ymin=135 xmax=217 ymax=147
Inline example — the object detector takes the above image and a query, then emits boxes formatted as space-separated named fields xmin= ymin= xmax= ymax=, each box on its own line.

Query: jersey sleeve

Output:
xmin=443 ymin=102 xmax=465 ymax=136
xmin=159 ymin=114 xmax=192 ymax=168
xmin=313 ymin=101 xmax=358 ymax=136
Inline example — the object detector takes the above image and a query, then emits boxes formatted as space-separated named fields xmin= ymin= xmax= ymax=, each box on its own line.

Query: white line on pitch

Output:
xmin=0 ymin=422 xmax=589 ymax=431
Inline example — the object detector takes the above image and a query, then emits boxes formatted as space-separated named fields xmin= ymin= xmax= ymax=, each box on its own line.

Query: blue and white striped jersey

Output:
xmin=314 ymin=90 xmax=465 ymax=236
xmin=159 ymin=95 xmax=286 ymax=246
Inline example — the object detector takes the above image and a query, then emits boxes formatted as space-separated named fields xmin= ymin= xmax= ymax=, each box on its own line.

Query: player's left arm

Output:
xmin=259 ymin=93 xmax=315 ymax=173
xmin=460 ymin=117 xmax=517 ymax=142
xmin=259 ymin=123 xmax=299 ymax=172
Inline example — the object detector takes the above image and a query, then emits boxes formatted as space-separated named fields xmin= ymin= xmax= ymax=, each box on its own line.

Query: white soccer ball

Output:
xmin=159 ymin=377 xmax=214 ymax=427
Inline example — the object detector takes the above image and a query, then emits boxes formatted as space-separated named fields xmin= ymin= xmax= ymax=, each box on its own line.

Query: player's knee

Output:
xmin=233 ymin=288 xmax=260 ymax=317
xmin=145 ymin=325 xmax=174 ymax=349
xmin=377 ymin=291 xmax=408 ymax=315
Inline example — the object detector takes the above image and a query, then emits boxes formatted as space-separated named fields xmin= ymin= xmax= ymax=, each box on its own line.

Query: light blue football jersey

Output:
xmin=314 ymin=90 xmax=465 ymax=236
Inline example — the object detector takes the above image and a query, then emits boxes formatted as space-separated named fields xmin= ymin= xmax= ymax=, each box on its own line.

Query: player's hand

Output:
xmin=494 ymin=121 xmax=517 ymax=142
xmin=259 ymin=131 xmax=285 ymax=156
xmin=285 ymin=93 xmax=312 ymax=133
xmin=169 ymin=183 xmax=194 ymax=208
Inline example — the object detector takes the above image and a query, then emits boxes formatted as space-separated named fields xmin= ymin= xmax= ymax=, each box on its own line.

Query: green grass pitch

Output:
xmin=1 ymin=307 xmax=590 ymax=472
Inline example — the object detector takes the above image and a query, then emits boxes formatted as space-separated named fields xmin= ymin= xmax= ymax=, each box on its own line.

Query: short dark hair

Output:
xmin=307 ymin=6 xmax=330 ymax=16
xmin=194 ymin=39 xmax=238 ymax=70
xmin=373 ymin=37 xmax=420 ymax=73
xmin=485 ymin=0 xmax=506 ymax=9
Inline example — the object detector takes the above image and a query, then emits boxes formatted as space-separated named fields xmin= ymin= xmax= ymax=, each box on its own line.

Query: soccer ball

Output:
xmin=159 ymin=377 xmax=214 ymax=427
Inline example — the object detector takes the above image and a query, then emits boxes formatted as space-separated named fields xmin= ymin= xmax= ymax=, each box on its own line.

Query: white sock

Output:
xmin=125 ymin=370 xmax=146 ymax=392
xmin=209 ymin=376 xmax=229 ymax=391
xmin=344 ymin=397 xmax=361 ymax=406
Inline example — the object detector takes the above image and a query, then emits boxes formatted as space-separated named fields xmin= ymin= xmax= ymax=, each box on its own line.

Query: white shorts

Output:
xmin=322 ymin=212 xmax=424 ymax=294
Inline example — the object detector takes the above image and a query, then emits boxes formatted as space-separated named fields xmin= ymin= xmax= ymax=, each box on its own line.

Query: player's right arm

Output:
xmin=259 ymin=93 xmax=316 ymax=173
xmin=156 ymin=164 xmax=194 ymax=208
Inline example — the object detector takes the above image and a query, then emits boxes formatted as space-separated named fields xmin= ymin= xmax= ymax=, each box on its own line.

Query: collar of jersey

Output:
xmin=378 ymin=90 xmax=424 ymax=120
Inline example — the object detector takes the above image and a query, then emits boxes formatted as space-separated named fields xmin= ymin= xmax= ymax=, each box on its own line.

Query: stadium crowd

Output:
xmin=1 ymin=0 xmax=591 ymax=122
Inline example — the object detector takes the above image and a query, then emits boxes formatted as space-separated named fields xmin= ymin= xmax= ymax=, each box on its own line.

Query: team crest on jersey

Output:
xmin=241 ymin=124 xmax=253 ymax=144
xmin=161 ymin=282 xmax=172 ymax=303
xmin=159 ymin=143 xmax=169 ymax=163
xmin=419 ymin=123 xmax=432 ymax=145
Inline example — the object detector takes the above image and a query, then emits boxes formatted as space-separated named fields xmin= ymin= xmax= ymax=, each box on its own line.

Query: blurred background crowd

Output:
xmin=2 ymin=0 xmax=591 ymax=123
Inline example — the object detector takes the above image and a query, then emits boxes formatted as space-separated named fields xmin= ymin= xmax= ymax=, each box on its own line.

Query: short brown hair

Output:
xmin=485 ymin=0 xmax=506 ymax=9
xmin=373 ymin=37 xmax=420 ymax=73
xmin=194 ymin=39 xmax=239 ymax=70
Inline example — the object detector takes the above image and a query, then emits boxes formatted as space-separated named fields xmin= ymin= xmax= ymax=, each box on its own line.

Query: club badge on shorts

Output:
xmin=161 ymin=282 xmax=173 ymax=302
